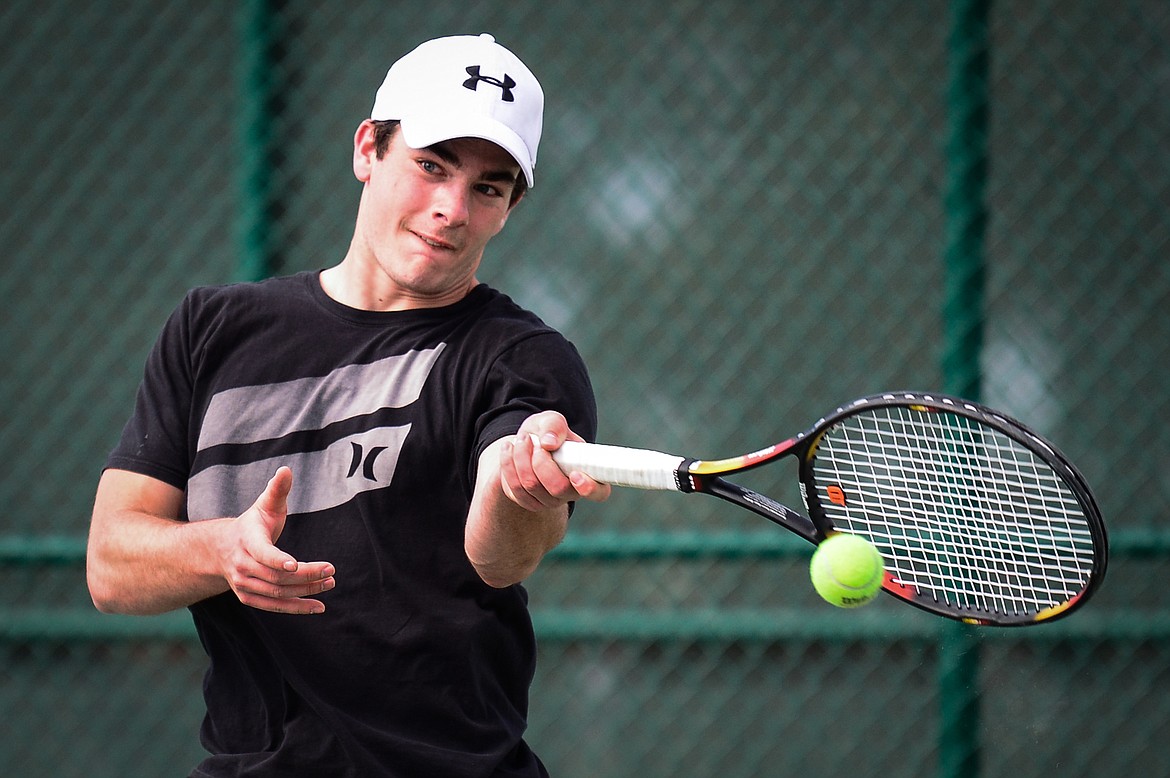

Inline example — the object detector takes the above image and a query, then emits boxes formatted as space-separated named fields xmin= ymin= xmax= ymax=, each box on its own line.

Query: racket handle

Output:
xmin=549 ymin=439 xmax=685 ymax=491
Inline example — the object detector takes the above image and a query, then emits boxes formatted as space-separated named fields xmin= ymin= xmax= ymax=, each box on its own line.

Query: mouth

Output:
xmin=411 ymin=230 xmax=457 ymax=252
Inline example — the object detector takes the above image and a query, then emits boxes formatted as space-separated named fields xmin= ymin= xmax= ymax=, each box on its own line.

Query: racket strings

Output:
xmin=811 ymin=407 xmax=1095 ymax=619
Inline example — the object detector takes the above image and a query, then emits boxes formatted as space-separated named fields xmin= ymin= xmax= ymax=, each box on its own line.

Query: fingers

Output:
xmin=241 ymin=468 xmax=299 ymax=572
xmin=501 ymin=422 xmax=611 ymax=511
xmin=255 ymin=466 xmax=293 ymax=517
xmin=232 ymin=562 xmax=337 ymax=615
xmin=223 ymin=544 xmax=337 ymax=615
xmin=527 ymin=433 xmax=611 ymax=502
xmin=566 ymin=468 xmax=612 ymax=503
xmin=501 ymin=434 xmax=564 ymax=511
xmin=227 ymin=467 xmax=337 ymax=614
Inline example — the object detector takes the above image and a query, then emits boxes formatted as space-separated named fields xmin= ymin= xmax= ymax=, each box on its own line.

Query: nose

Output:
xmin=432 ymin=183 xmax=470 ymax=226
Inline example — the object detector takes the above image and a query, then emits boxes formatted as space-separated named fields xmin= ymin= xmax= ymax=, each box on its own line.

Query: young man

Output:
xmin=86 ymin=33 xmax=609 ymax=777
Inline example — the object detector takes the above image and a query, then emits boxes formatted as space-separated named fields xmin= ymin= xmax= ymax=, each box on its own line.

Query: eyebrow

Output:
xmin=428 ymin=141 xmax=519 ymax=183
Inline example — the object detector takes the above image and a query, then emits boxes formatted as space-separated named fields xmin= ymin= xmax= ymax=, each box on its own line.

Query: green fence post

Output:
xmin=940 ymin=0 xmax=991 ymax=777
xmin=237 ymin=0 xmax=279 ymax=282
xmin=943 ymin=0 xmax=989 ymax=397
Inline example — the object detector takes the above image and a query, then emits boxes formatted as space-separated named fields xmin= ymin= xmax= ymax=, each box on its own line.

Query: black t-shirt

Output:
xmin=107 ymin=272 xmax=597 ymax=777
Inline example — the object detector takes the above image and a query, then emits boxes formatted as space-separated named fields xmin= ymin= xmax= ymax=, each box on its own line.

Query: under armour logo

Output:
xmin=347 ymin=442 xmax=388 ymax=481
xmin=463 ymin=66 xmax=516 ymax=102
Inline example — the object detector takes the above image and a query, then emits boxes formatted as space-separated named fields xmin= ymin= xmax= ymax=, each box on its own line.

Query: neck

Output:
xmin=319 ymin=256 xmax=477 ymax=313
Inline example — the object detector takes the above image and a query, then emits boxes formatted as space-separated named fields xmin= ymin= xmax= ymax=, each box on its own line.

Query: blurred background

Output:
xmin=1 ymin=1 xmax=1167 ymax=776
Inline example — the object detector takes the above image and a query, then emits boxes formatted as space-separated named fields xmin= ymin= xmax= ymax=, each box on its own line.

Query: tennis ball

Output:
xmin=810 ymin=533 xmax=884 ymax=608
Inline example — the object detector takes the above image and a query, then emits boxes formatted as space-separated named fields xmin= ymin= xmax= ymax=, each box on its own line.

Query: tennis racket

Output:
xmin=552 ymin=391 xmax=1107 ymax=626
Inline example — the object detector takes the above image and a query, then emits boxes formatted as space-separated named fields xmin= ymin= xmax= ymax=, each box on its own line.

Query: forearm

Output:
xmin=89 ymin=467 xmax=336 ymax=616
xmin=88 ymin=482 xmax=232 ymax=615
xmin=465 ymin=437 xmax=569 ymax=588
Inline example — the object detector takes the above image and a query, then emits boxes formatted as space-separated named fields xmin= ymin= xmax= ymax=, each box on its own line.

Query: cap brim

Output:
xmin=400 ymin=115 xmax=535 ymax=187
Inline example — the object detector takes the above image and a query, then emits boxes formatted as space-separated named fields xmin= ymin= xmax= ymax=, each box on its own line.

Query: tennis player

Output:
xmin=86 ymin=33 xmax=609 ymax=777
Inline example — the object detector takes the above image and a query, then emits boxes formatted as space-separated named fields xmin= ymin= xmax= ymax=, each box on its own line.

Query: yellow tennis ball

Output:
xmin=810 ymin=533 xmax=884 ymax=608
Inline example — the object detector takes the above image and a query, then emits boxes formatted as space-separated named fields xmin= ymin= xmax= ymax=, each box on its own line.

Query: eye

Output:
xmin=418 ymin=159 xmax=441 ymax=175
xmin=475 ymin=182 xmax=505 ymax=198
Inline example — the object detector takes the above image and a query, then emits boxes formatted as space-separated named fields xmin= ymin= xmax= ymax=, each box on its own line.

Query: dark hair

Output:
xmin=370 ymin=119 xmax=528 ymax=206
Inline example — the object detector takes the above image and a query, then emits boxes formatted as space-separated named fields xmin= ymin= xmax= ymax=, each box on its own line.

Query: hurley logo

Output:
xmin=348 ymin=442 xmax=389 ymax=481
xmin=463 ymin=66 xmax=516 ymax=102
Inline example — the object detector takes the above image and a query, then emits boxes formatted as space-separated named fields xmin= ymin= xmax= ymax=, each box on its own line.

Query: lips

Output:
xmin=412 ymin=230 xmax=457 ymax=251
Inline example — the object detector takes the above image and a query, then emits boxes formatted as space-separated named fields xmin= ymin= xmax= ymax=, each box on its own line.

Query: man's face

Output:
xmin=351 ymin=122 xmax=522 ymax=308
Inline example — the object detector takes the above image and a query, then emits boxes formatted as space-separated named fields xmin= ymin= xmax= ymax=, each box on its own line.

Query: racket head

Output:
xmin=796 ymin=392 xmax=1107 ymax=626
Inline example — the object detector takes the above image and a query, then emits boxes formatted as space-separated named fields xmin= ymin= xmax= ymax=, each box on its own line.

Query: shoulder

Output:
xmin=442 ymin=285 xmax=591 ymax=383
xmin=181 ymin=272 xmax=312 ymax=312
xmin=170 ymin=272 xmax=315 ymax=332
xmin=460 ymin=285 xmax=559 ymax=340
xmin=149 ymin=273 xmax=320 ymax=367
xmin=464 ymin=287 xmax=592 ymax=381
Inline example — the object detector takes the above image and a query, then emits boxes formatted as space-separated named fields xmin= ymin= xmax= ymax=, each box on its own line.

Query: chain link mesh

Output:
xmin=1 ymin=1 xmax=1167 ymax=775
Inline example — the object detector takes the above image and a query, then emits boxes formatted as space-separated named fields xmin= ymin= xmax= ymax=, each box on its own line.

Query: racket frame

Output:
xmin=556 ymin=391 xmax=1108 ymax=627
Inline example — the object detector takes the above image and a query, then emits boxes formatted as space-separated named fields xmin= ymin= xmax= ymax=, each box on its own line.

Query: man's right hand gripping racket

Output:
xmin=552 ymin=391 xmax=1107 ymax=626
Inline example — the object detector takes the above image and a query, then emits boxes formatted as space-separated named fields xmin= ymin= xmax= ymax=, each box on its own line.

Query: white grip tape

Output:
xmin=550 ymin=440 xmax=685 ymax=491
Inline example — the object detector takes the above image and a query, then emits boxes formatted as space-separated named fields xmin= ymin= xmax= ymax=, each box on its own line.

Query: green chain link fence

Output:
xmin=2 ymin=1 xmax=1167 ymax=776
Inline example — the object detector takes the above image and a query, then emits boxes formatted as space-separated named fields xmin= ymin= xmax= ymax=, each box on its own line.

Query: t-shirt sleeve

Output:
xmin=104 ymin=294 xmax=196 ymax=490
xmin=472 ymin=331 xmax=598 ymax=470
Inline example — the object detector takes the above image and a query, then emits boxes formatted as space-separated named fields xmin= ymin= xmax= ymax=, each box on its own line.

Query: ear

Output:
xmin=490 ymin=200 xmax=518 ymax=238
xmin=506 ymin=188 xmax=525 ymax=212
xmin=353 ymin=120 xmax=377 ymax=183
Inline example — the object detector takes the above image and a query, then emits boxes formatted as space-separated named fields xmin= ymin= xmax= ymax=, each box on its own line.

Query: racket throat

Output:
xmin=704 ymin=478 xmax=820 ymax=543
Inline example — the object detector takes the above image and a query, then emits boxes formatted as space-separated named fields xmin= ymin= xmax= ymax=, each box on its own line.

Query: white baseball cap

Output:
xmin=371 ymin=33 xmax=544 ymax=187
